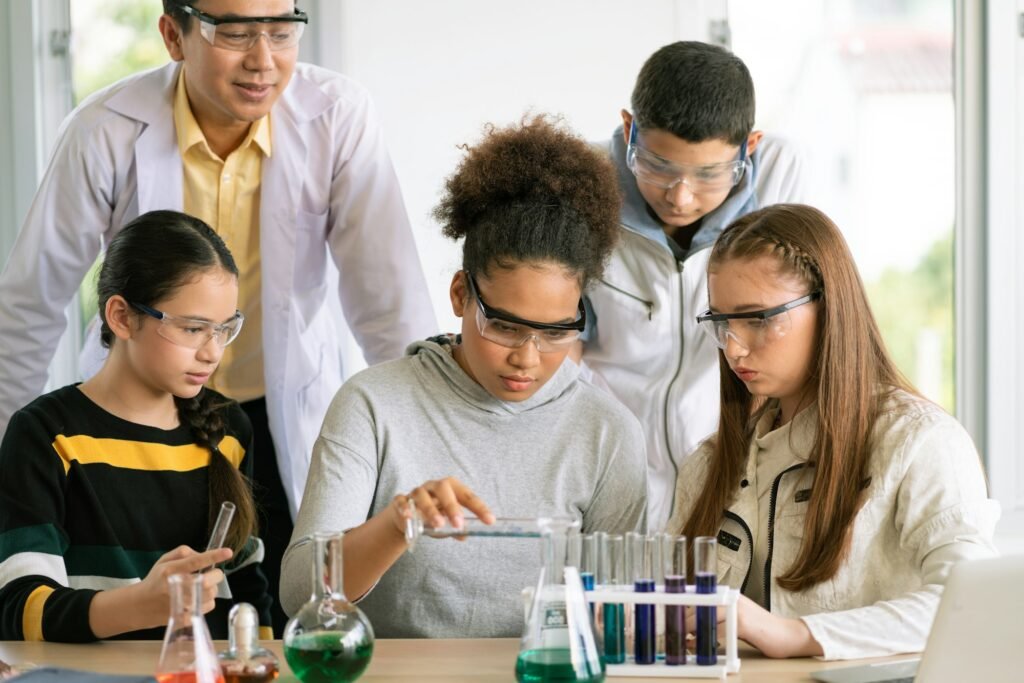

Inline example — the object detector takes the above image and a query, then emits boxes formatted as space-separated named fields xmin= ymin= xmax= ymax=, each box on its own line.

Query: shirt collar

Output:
xmin=172 ymin=69 xmax=272 ymax=159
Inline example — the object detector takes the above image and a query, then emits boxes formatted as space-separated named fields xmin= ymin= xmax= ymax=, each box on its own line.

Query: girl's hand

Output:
xmin=388 ymin=476 xmax=495 ymax=539
xmin=133 ymin=545 xmax=232 ymax=628
xmin=684 ymin=594 xmax=823 ymax=658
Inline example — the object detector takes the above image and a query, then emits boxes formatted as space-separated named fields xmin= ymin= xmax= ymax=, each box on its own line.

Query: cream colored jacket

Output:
xmin=668 ymin=390 xmax=1001 ymax=660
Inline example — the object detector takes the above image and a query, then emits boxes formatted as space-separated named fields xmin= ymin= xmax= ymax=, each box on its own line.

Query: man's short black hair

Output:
xmin=631 ymin=41 xmax=755 ymax=146
xmin=162 ymin=1 xmax=196 ymax=33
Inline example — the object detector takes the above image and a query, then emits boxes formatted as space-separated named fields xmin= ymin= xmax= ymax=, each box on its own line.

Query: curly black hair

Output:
xmin=433 ymin=114 xmax=621 ymax=288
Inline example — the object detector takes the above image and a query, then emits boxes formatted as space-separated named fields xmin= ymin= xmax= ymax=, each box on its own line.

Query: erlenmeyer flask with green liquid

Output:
xmin=516 ymin=518 xmax=604 ymax=683
xmin=283 ymin=531 xmax=374 ymax=682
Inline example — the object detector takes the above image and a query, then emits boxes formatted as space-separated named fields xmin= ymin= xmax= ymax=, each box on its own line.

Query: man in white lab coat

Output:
xmin=0 ymin=0 xmax=436 ymax=632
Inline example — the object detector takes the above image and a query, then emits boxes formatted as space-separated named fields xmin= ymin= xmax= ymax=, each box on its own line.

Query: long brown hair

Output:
xmin=680 ymin=204 xmax=916 ymax=591
xmin=97 ymin=211 xmax=258 ymax=555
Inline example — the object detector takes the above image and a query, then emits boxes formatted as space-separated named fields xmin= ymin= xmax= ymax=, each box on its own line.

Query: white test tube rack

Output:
xmin=585 ymin=584 xmax=741 ymax=678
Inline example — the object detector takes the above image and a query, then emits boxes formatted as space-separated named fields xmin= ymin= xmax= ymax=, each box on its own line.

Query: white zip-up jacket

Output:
xmin=668 ymin=390 xmax=1001 ymax=660
xmin=583 ymin=128 xmax=806 ymax=531
xmin=0 ymin=62 xmax=437 ymax=516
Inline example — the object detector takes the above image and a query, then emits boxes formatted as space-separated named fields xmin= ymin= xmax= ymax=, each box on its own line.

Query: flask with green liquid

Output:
xmin=283 ymin=531 xmax=374 ymax=683
xmin=516 ymin=518 xmax=604 ymax=682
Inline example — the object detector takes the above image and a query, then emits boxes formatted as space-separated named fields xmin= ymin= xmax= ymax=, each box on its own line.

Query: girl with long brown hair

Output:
xmin=669 ymin=203 xmax=999 ymax=659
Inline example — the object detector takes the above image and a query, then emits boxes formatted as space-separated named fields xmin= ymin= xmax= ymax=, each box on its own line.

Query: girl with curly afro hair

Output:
xmin=282 ymin=115 xmax=648 ymax=639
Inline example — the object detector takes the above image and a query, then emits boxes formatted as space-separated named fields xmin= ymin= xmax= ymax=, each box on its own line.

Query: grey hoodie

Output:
xmin=280 ymin=338 xmax=647 ymax=637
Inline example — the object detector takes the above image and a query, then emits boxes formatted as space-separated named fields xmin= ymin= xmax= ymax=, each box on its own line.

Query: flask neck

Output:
xmin=540 ymin=526 xmax=569 ymax=587
xmin=167 ymin=573 xmax=203 ymax=622
xmin=312 ymin=531 xmax=347 ymax=601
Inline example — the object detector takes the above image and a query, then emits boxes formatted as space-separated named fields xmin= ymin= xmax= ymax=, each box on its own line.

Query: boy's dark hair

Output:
xmin=631 ymin=41 xmax=755 ymax=146
xmin=96 ymin=210 xmax=256 ymax=556
xmin=433 ymin=114 xmax=621 ymax=288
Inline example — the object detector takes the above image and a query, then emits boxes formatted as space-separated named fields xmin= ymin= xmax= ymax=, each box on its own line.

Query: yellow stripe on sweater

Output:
xmin=51 ymin=435 xmax=244 ymax=474
xmin=22 ymin=585 xmax=54 ymax=641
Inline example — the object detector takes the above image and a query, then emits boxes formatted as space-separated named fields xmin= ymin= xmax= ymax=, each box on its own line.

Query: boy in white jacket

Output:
xmin=669 ymin=203 xmax=999 ymax=659
xmin=582 ymin=42 xmax=806 ymax=531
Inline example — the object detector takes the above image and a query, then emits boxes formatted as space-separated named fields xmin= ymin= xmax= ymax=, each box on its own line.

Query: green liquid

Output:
xmin=515 ymin=648 xmax=605 ymax=683
xmin=284 ymin=632 xmax=373 ymax=683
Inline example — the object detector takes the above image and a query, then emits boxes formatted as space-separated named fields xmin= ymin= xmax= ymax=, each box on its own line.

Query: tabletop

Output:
xmin=0 ymin=638 xmax=914 ymax=682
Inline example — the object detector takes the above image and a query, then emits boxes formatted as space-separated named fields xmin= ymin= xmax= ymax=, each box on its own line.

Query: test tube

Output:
xmin=663 ymin=535 xmax=687 ymax=665
xmin=206 ymin=501 xmax=236 ymax=552
xmin=599 ymin=534 xmax=626 ymax=664
xmin=695 ymin=536 xmax=718 ymax=665
xmin=630 ymin=534 xmax=657 ymax=665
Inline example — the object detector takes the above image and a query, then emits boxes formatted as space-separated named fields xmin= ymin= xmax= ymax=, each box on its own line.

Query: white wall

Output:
xmin=315 ymin=0 xmax=719 ymax=332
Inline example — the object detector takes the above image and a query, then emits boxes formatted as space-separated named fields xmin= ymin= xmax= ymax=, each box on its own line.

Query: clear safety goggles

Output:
xmin=695 ymin=291 xmax=820 ymax=352
xmin=132 ymin=302 xmax=245 ymax=349
xmin=466 ymin=273 xmax=585 ymax=353
xmin=626 ymin=121 xmax=747 ymax=194
xmin=179 ymin=4 xmax=308 ymax=52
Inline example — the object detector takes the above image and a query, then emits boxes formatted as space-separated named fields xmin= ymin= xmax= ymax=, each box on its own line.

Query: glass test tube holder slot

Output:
xmin=585 ymin=585 xmax=741 ymax=678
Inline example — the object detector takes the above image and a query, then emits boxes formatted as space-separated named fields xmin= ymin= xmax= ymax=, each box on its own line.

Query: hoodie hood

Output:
xmin=610 ymin=125 xmax=761 ymax=257
xmin=405 ymin=335 xmax=582 ymax=416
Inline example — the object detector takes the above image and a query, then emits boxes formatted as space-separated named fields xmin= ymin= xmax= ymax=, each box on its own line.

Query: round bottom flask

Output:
xmin=283 ymin=531 xmax=374 ymax=683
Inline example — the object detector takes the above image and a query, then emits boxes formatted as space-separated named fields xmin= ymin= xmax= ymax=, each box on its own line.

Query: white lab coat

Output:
xmin=0 ymin=62 xmax=437 ymax=517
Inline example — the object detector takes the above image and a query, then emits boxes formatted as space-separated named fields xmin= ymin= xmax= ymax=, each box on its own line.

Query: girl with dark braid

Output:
xmin=281 ymin=116 xmax=648 ymax=637
xmin=0 ymin=210 xmax=270 ymax=641
xmin=669 ymin=203 xmax=999 ymax=659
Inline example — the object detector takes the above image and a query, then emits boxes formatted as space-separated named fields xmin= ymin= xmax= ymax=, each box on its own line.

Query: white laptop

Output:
xmin=811 ymin=554 xmax=1024 ymax=683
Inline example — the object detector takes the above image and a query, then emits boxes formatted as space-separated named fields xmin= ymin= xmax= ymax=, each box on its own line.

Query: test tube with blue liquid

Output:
xmin=580 ymin=534 xmax=597 ymax=619
xmin=630 ymin=534 xmax=657 ymax=665
xmin=695 ymin=536 xmax=718 ymax=665
xmin=598 ymin=533 xmax=626 ymax=665
xmin=662 ymin=535 xmax=687 ymax=665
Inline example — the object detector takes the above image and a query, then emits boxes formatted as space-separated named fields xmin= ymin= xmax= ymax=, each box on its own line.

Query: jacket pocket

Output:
xmin=294 ymin=209 xmax=329 ymax=291
xmin=597 ymin=279 xmax=654 ymax=320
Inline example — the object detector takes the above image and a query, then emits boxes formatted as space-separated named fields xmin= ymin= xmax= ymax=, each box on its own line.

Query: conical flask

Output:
xmin=155 ymin=573 xmax=224 ymax=683
xmin=516 ymin=518 xmax=604 ymax=683
xmin=283 ymin=531 xmax=374 ymax=683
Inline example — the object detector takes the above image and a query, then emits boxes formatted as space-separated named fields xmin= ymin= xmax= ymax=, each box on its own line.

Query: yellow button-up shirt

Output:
xmin=173 ymin=70 xmax=269 ymax=402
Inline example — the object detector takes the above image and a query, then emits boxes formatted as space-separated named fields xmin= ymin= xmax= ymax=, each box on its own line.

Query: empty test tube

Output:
xmin=695 ymin=536 xmax=718 ymax=665
xmin=663 ymin=535 xmax=687 ymax=665
xmin=206 ymin=501 xmax=236 ymax=552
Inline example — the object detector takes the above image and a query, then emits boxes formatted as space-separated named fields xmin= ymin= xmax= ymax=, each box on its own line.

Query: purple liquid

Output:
xmin=695 ymin=572 xmax=717 ymax=665
xmin=633 ymin=578 xmax=656 ymax=664
xmin=664 ymin=575 xmax=686 ymax=665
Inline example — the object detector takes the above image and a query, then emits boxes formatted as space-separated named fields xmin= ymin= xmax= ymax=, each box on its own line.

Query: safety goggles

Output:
xmin=466 ymin=273 xmax=585 ymax=353
xmin=178 ymin=4 xmax=308 ymax=52
xmin=626 ymin=121 xmax=747 ymax=194
xmin=695 ymin=291 xmax=820 ymax=352
xmin=131 ymin=302 xmax=245 ymax=349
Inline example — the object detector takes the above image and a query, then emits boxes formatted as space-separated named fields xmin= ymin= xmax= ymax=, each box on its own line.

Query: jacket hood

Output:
xmin=610 ymin=125 xmax=761 ymax=256
xmin=406 ymin=335 xmax=582 ymax=416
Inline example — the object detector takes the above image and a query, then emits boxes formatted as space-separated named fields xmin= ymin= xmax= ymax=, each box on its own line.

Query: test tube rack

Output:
xmin=586 ymin=585 xmax=741 ymax=678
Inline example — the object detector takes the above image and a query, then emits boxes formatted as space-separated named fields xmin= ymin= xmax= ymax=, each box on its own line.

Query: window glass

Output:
xmin=70 ymin=0 xmax=168 ymax=328
xmin=730 ymin=0 xmax=954 ymax=410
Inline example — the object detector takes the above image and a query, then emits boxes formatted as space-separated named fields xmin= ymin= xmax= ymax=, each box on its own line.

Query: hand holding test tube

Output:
xmin=203 ymin=501 xmax=236 ymax=570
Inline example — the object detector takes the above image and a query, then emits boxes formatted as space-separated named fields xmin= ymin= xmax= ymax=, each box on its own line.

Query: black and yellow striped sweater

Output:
xmin=0 ymin=384 xmax=272 ymax=642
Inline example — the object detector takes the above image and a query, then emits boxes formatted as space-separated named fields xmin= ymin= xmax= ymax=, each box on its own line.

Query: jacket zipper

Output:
xmin=597 ymin=279 xmax=654 ymax=320
xmin=723 ymin=510 xmax=754 ymax=593
xmin=763 ymin=463 xmax=807 ymax=610
xmin=662 ymin=259 xmax=687 ymax=518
